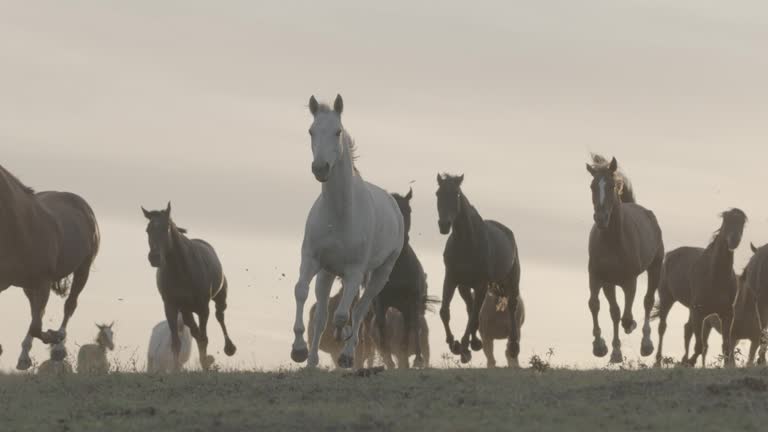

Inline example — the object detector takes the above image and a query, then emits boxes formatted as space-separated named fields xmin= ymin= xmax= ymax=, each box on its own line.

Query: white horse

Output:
xmin=291 ymin=94 xmax=405 ymax=368
xmin=147 ymin=314 xmax=192 ymax=373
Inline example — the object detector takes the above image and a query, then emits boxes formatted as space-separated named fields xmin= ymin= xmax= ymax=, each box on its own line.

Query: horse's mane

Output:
xmin=0 ymin=165 xmax=35 ymax=195
xmin=589 ymin=154 xmax=635 ymax=204
xmin=709 ymin=209 xmax=748 ymax=245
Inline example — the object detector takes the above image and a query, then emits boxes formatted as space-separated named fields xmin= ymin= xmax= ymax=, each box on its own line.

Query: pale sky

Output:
xmin=1 ymin=0 xmax=767 ymax=371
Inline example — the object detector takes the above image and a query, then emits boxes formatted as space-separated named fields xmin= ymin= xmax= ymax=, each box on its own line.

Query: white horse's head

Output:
xmin=308 ymin=94 xmax=345 ymax=182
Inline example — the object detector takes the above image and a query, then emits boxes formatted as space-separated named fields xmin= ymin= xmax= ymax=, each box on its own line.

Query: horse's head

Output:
xmin=142 ymin=202 xmax=173 ymax=267
xmin=308 ymin=94 xmax=345 ymax=182
xmin=96 ymin=322 xmax=115 ymax=351
xmin=392 ymin=187 xmax=414 ymax=237
xmin=719 ymin=208 xmax=748 ymax=252
xmin=586 ymin=157 xmax=620 ymax=230
xmin=436 ymin=173 xmax=464 ymax=235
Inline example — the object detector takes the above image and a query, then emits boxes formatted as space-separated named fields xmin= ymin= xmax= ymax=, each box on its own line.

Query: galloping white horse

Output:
xmin=147 ymin=314 xmax=192 ymax=373
xmin=291 ymin=94 xmax=404 ymax=368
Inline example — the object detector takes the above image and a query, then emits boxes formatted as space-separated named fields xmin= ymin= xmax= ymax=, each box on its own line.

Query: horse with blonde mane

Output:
xmin=291 ymin=95 xmax=404 ymax=368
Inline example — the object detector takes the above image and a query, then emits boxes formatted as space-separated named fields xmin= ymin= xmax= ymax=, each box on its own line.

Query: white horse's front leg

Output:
xmin=291 ymin=256 xmax=321 ymax=363
xmin=334 ymin=271 xmax=365 ymax=330
xmin=308 ymin=270 xmax=335 ymax=368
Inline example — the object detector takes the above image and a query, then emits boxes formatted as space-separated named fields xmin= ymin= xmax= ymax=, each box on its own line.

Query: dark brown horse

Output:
xmin=702 ymin=243 xmax=768 ymax=366
xmin=142 ymin=203 xmax=236 ymax=371
xmin=653 ymin=208 xmax=747 ymax=367
xmin=437 ymin=173 xmax=522 ymax=364
xmin=586 ymin=155 xmax=664 ymax=363
xmin=0 ymin=164 xmax=100 ymax=370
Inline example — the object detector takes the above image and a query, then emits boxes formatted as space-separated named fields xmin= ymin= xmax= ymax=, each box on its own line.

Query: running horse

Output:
xmin=586 ymin=155 xmax=664 ymax=363
xmin=0 ymin=164 xmax=100 ymax=370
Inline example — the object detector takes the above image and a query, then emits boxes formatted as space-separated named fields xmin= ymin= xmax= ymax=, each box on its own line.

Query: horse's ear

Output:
xmin=141 ymin=206 xmax=151 ymax=220
xmin=405 ymin=187 xmax=413 ymax=201
xmin=165 ymin=201 xmax=172 ymax=216
xmin=109 ymin=321 xmax=114 ymax=328
xmin=457 ymin=174 xmax=464 ymax=186
xmin=334 ymin=94 xmax=344 ymax=115
xmin=437 ymin=173 xmax=443 ymax=186
xmin=751 ymin=243 xmax=758 ymax=254
xmin=309 ymin=95 xmax=318 ymax=116
xmin=609 ymin=157 xmax=618 ymax=173
xmin=586 ymin=163 xmax=596 ymax=176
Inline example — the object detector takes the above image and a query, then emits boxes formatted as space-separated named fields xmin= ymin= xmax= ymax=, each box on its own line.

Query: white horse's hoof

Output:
xmin=307 ymin=352 xmax=320 ymax=368
xmin=338 ymin=353 xmax=354 ymax=369
xmin=291 ymin=347 xmax=309 ymax=363
xmin=610 ymin=350 xmax=624 ymax=364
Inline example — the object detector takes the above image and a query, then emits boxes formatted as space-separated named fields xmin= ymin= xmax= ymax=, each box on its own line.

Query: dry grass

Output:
xmin=2 ymin=366 xmax=768 ymax=431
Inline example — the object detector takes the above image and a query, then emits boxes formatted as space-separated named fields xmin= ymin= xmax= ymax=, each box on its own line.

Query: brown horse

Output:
xmin=586 ymin=155 xmax=664 ymax=363
xmin=706 ymin=243 xmax=768 ymax=366
xmin=308 ymin=290 xmax=375 ymax=369
xmin=478 ymin=291 xmax=525 ymax=368
xmin=653 ymin=209 xmax=747 ymax=367
xmin=0 ymin=164 xmax=100 ymax=370
xmin=371 ymin=308 xmax=430 ymax=368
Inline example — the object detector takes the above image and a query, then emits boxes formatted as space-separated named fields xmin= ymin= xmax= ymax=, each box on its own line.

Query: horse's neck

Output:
xmin=321 ymin=139 xmax=356 ymax=219
xmin=454 ymin=194 xmax=485 ymax=250
xmin=167 ymin=226 xmax=193 ymax=273
xmin=708 ymin=234 xmax=735 ymax=282
xmin=599 ymin=201 xmax=626 ymax=246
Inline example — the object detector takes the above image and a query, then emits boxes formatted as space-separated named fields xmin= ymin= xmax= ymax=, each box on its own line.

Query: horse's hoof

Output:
xmin=470 ymin=338 xmax=483 ymax=352
xmin=450 ymin=341 xmax=462 ymax=355
xmin=508 ymin=359 xmax=520 ymax=369
xmin=291 ymin=347 xmax=309 ymax=363
xmin=487 ymin=363 xmax=496 ymax=369
xmin=640 ymin=339 xmax=654 ymax=357
xmin=202 ymin=355 xmax=216 ymax=370
xmin=413 ymin=356 xmax=425 ymax=369
xmin=16 ymin=355 xmax=32 ymax=371
xmin=593 ymin=338 xmax=608 ymax=358
xmin=460 ymin=350 xmax=472 ymax=364
xmin=337 ymin=353 xmax=354 ymax=369
xmin=623 ymin=320 xmax=637 ymax=335
xmin=610 ymin=350 xmax=624 ymax=364
xmin=0 ymin=344 xmax=3 ymax=357
xmin=307 ymin=352 xmax=320 ymax=368
xmin=224 ymin=341 xmax=237 ymax=357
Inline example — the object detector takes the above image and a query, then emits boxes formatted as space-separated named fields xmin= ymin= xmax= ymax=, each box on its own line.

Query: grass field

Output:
xmin=2 ymin=366 xmax=768 ymax=432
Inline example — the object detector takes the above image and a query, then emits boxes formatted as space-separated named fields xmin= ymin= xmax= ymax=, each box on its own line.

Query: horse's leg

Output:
xmin=720 ymin=309 xmax=735 ymax=368
xmin=620 ymin=279 xmax=638 ymax=335
xmin=333 ymin=271 xmax=364 ymax=331
xmin=682 ymin=318 xmax=693 ymax=364
xmin=642 ymin=257 xmax=662 ymax=357
xmin=603 ymin=285 xmax=623 ymax=364
xmin=505 ymin=262 xmax=521 ymax=368
xmin=701 ymin=317 xmax=713 ymax=368
xmin=374 ymin=301 xmax=395 ymax=369
xmin=291 ymin=255 xmax=321 ymax=363
xmin=56 ymin=262 xmax=92 ymax=342
xmin=213 ymin=277 xmax=236 ymax=357
xmin=747 ymin=338 xmax=759 ymax=367
xmin=17 ymin=284 xmax=52 ymax=370
xmin=483 ymin=337 xmax=496 ymax=368
xmin=654 ymin=294 xmax=673 ymax=367
xmin=196 ymin=307 xmax=213 ymax=371
xmin=439 ymin=273 xmax=460 ymax=355
xmin=458 ymin=286 xmax=481 ymax=351
xmin=338 ymin=256 xmax=398 ymax=369
xmin=164 ymin=303 xmax=182 ymax=371
xmin=400 ymin=308 xmax=415 ymax=369
xmin=758 ymin=340 xmax=767 ymax=366
xmin=688 ymin=307 xmax=704 ymax=367
xmin=460 ymin=284 xmax=487 ymax=363
xmin=307 ymin=270 xmax=334 ymax=368
xmin=588 ymin=273 xmax=608 ymax=358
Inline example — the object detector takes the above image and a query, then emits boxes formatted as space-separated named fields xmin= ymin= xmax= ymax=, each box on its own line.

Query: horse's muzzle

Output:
xmin=438 ymin=221 xmax=451 ymax=235
xmin=148 ymin=252 xmax=163 ymax=268
xmin=312 ymin=161 xmax=330 ymax=182
xmin=593 ymin=212 xmax=610 ymax=230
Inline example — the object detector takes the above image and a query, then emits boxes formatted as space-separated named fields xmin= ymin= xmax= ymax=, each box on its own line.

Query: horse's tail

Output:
xmin=51 ymin=275 xmax=72 ymax=298
xmin=423 ymin=296 xmax=441 ymax=313
xmin=590 ymin=153 xmax=636 ymax=204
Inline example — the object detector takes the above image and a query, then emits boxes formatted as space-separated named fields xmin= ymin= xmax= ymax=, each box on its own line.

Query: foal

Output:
xmin=77 ymin=323 xmax=114 ymax=374
xmin=142 ymin=203 xmax=236 ymax=371
xmin=479 ymin=291 xmax=525 ymax=368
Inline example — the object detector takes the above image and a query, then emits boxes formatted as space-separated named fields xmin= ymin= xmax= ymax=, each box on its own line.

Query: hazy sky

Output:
xmin=2 ymin=0 xmax=767 ymax=371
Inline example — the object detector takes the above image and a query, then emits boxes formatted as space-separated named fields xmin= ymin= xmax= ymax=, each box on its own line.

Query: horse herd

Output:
xmin=1 ymin=94 xmax=766 ymax=374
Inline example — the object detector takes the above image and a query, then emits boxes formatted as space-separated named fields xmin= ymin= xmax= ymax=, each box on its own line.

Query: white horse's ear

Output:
xmin=457 ymin=174 xmax=464 ymax=186
xmin=142 ymin=206 xmax=151 ymax=219
xmin=334 ymin=94 xmax=344 ymax=114
xmin=436 ymin=173 xmax=443 ymax=186
xmin=752 ymin=243 xmax=759 ymax=254
xmin=405 ymin=187 xmax=413 ymax=201
xmin=609 ymin=157 xmax=618 ymax=173
xmin=586 ymin=163 xmax=596 ymax=175
xmin=166 ymin=201 xmax=172 ymax=216
xmin=309 ymin=95 xmax=319 ymax=116
xmin=109 ymin=321 xmax=114 ymax=328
